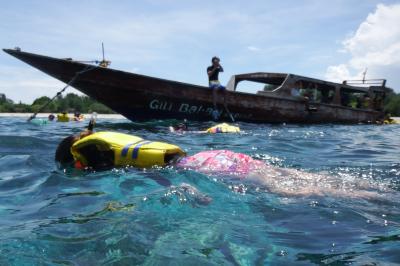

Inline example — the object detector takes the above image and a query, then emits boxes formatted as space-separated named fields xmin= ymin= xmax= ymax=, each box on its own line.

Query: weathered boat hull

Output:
xmin=4 ymin=49 xmax=383 ymax=123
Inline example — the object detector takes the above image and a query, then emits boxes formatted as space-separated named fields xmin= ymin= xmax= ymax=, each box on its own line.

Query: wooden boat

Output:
xmin=3 ymin=48 xmax=390 ymax=123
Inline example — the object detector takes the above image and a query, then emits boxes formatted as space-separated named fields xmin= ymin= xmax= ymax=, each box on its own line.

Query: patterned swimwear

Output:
xmin=177 ymin=150 xmax=265 ymax=178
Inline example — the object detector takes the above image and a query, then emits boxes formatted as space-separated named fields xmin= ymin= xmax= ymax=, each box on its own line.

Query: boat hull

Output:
xmin=4 ymin=49 xmax=383 ymax=123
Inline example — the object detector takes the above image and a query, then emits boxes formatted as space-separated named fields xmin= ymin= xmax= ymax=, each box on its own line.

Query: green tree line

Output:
xmin=1 ymin=91 xmax=399 ymax=116
xmin=0 ymin=93 xmax=115 ymax=114
xmin=384 ymin=91 xmax=400 ymax=116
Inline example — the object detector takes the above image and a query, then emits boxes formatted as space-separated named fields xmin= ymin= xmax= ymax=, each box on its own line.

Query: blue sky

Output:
xmin=1 ymin=0 xmax=399 ymax=103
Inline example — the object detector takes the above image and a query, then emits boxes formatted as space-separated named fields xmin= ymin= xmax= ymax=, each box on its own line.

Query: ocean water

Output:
xmin=0 ymin=116 xmax=399 ymax=265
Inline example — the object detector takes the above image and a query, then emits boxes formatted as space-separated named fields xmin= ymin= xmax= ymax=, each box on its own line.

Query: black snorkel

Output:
xmin=87 ymin=113 xmax=96 ymax=131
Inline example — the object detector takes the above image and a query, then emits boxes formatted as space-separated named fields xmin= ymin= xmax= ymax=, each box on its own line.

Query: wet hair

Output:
xmin=55 ymin=135 xmax=75 ymax=164
xmin=211 ymin=56 xmax=220 ymax=63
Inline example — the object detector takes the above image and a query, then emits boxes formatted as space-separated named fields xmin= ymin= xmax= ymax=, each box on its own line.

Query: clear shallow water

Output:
xmin=0 ymin=117 xmax=399 ymax=265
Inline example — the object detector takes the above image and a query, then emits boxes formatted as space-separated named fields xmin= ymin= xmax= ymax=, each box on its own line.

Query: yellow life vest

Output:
xmin=71 ymin=132 xmax=185 ymax=168
xmin=206 ymin=123 xmax=240 ymax=133
xmin=384 ymin=119 xmax=396 ymax=124
xmin=57 ymin=113 xmax=70 ymax=122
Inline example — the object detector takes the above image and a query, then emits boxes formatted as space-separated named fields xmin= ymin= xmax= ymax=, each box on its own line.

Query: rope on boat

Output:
xmin=224 ymin=105 xmax=235 ymax=122
xmin=27 ymin=65 xmax=97 ymax=121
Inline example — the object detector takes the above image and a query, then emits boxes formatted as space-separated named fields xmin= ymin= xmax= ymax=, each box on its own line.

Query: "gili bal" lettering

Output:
xmin=149 ymin=99 xmax=173 ymax=111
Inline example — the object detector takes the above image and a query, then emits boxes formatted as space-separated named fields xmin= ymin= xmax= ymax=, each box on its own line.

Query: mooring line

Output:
xmin=27 ymin=65 xmax=97 ymax=121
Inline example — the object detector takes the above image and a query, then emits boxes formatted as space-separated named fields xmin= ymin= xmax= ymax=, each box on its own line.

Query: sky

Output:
xmin=1 ymin=0 xmax=400 ymax=103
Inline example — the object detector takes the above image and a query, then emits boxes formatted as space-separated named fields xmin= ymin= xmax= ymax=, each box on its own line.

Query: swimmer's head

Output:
xmin=176 ymin=123 xmax=188 ymax=131
xmin=55 ymin=135 xmax=76 ymax=165
xmin=170 ymin=121 xmax=188 ymax=132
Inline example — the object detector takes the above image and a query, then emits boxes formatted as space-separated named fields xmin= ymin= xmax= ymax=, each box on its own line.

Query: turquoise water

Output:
xmin=0 ymin=117 xmax=399 ymax=265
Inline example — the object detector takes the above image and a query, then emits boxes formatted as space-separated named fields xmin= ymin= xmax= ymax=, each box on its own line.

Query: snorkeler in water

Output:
xmin=55 ymin=122 xmax=389 ymax=200
xmin=177 ymin=150 xmax=389 ymax=199
xmin=55 ymin=118 xmax=95 ymax=166
xmin=169 ymin=121 xmax=240 ymax=134
xmin=169 ymin=119 xmax=189 ymax=133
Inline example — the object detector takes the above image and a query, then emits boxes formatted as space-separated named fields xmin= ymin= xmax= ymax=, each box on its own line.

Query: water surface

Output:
xmin=0 ymin=117 xmax=399 ymax=265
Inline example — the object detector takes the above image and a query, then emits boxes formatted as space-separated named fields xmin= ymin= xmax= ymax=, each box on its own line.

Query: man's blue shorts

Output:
xmin=209 ymin=81 xmax=226 ymax=91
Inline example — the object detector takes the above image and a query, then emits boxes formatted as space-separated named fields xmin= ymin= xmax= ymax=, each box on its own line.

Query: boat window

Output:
xmin=235 ymin=81 xmax=274 ymax=94
xmin=340 ymin=88 xmax=369 ymax=109
xmin=263 ymin=84 xmax=280 ymax=91
xmin=235 ymin=78 xmax=284 ymax=94
xmin=300 ymin=82 xmax=335 ymax=104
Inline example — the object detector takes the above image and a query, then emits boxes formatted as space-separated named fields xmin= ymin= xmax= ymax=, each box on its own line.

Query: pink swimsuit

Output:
xmin=177 ymin=150 xmax=265 ymax=178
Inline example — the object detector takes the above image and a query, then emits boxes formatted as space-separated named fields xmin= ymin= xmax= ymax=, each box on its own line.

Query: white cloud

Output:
xmin=325 ymin=4 xmax=400 ymax=91
xmin=0 ymin=66 xmax=79 ymax=104
xmin=325 ymin=64 xmax=352 ymax=81
xmin=247 ymin=46 xmax=261 ymax=52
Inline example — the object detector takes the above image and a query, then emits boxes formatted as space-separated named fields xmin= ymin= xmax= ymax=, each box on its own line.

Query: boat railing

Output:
xmin=342 ymin=79 xmax=386 ymax=87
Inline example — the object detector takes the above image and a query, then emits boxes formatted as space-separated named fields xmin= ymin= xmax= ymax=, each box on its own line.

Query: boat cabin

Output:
xmin=226 ymin=72 xmax=390 ymax=111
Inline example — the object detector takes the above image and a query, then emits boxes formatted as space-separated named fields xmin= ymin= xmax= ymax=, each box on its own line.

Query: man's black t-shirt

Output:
xmin=207 ymin=65 xmax=224 ymax=81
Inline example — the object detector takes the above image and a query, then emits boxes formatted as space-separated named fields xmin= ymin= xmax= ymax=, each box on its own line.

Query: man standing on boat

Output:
xmin=207 ymin=56 xmax=227 ymax=120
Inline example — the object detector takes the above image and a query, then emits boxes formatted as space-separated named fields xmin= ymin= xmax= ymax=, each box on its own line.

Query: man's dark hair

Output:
xmin=211 ymin=56 xmax=220 ymax=63
xmin=55 ymin=135 xmax=75 ymax=164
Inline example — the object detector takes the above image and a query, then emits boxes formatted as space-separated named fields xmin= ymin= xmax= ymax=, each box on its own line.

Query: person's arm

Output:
xmin=79 ymin=117 xmax=96 ymax=138
xmin=207 ymin=67 xmax=219 ymax=77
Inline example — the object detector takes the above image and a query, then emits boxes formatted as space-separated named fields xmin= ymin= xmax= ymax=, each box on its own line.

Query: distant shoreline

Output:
xmin=1 ymin=113 xmax=399 ymax=123
xmin=0 ymin=113 xmax=126 ymax=119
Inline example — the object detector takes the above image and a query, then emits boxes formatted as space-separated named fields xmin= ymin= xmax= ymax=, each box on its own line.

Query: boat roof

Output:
xmin=229 ymin=72 xmax=391 ymax=93
xmin=232 ymin=72 xmax=288 ymax=85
